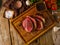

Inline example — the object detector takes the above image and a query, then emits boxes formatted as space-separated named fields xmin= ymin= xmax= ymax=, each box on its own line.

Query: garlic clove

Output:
xmin=53 ymin=26 xmax=60 ymax=32
xmin=26 ymin=0 xmax=31 ymax=6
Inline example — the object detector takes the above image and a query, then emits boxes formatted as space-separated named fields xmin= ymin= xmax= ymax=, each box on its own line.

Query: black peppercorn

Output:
xmin=36 ymin=3 xmax=45 ymax=11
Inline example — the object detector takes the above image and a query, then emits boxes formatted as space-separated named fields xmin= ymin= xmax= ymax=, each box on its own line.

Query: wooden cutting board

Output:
xmin=11 ymin=3 xmax=56 ymax=45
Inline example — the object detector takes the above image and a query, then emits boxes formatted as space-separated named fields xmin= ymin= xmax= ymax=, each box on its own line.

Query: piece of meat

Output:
xmin=22 ymin=17 xmax=33 ymax=32
xmin=35 ymin=15 xmax=45 ymax=23
xmin=27 ymin=16 xmax=37 ymax=30
xmin=35 ymin=18 xmax=43 ymax=30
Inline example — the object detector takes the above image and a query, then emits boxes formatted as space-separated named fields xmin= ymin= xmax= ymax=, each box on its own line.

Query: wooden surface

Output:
xmin=0 ymin=4 xmax=54 ymax=45
xmin=0 ymin=0 xmax=57 ymax=45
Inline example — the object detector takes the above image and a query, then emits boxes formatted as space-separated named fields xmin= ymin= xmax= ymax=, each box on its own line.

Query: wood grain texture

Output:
xmin=10 ymin=23 xmax=25 ymax=45
xmin=0 ymin=7 xmax=11 ymax=45
xmin=30 ymin=30 xmax=54 ymax=45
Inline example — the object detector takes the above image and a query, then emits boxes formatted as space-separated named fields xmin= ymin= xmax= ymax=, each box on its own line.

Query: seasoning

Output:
xmin=5 ymin=10 xmax=14 ymax=19
xmin=26 ymin=0 xmax=31 ymax=6
xmin=36 ymin=3 xmax=45 ymax=11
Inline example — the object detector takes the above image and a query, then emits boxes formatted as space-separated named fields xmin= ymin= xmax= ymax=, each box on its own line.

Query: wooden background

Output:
xmin=0 ymin=0 xmax=55 ymax=45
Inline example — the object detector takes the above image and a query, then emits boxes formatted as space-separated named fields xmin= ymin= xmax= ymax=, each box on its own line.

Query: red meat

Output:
xmin=35 ymin=18 xmax=43 ymax=30
xmin=22 ymin=17 xmax=33 ymax=32
xmin=35 ymin=15 xmax=45 ymax=23
xmin=27 ymin=16 xmax=37 ymax=30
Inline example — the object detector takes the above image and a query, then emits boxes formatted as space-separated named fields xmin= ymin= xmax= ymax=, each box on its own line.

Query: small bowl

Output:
xmin=4 ymin=9 xmax=14 ymax=19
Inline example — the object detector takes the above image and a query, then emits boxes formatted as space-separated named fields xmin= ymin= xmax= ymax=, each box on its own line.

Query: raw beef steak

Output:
xmin=22 ymin=17 xmax=33 ymax=32
xmin=35 ymin=15 xmax=45 ymax=23
xmin=27 ymin=16 xmax=37 ymax=30
xmin=35 ymin=18 xmax=43 ymax=30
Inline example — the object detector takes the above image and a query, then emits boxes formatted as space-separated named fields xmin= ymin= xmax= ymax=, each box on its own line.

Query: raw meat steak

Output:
xmin=22 ymin=17 xmax=33 ymax=32
xmin=27 ymin=16 xmax=37 ymax=30
xmin=35 ymin=18 xmax=43 ymax=30
xmin=35 ymin=15 xmax=45 ymax=23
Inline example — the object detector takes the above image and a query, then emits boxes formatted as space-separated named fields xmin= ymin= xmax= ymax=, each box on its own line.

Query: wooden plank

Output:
xmin=39 ymin=33 xmax=46 ymax=45
xmin=29 ymin=29 xmax=54 ymax=45
xmin=10 ymin=23 xmax=25 ymax=45
xmin=45 ymin=29 xmax=54 ymax=45
xmin=0 ymin=7 xmax=11 ymax=45
xmin=30 ymin=38 xmax=40 ymax=45
xmin=52 ymin=24 xmax=60 ymax=45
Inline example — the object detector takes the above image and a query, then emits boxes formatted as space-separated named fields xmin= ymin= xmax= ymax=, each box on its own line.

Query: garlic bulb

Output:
xmin=26 ymin=0 xmax=31 ymax=6
xmin=53 ymin=26 xmax=60 ymax=32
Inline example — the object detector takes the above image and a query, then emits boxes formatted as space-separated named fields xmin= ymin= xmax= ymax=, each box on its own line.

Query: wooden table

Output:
xmin=0 ymin=6 xmax=54 ymax=45
xmin=0 ymin=0 xmax=55 ymax=45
